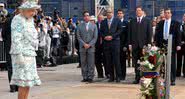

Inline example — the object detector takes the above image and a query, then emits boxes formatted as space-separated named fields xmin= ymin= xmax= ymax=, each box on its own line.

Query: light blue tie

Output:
xmin=164 ymin=21 xmax=169 ymax=39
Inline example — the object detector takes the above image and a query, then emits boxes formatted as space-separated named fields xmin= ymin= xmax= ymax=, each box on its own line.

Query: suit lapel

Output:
xmin=161 ymin=20 xmax=165 ymax=39
xmin=88 ymin=23 xmax=92 ymax=32
xmin=169 ymin=20 xmax=174 ymax=34
xmin=110 ymin=18 xmax=115 ymax=29
xmin=134 ymin=18 xmax=138 ymax=24
xmin=140 ymin=17 xmax=144 ymax=24
xmin=96 ymin=22 xmax=99 ymax=29
xmin=105 ymin=19 xmax=109 ymax=30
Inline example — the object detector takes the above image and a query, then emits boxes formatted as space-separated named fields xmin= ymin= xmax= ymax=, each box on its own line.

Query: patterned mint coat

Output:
xmin=10 ymin=14 xmax=41 ymax=87
xmin=10 ymin=14 xmax=39 ymax=56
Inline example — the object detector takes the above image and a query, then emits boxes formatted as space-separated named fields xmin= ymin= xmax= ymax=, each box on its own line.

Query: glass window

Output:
xmin=147 ymin=5 xmax=152 ymax=9
xmin=168 ymin=1 xmax=175 ymax=7
xmin=176 ymin=1 xmax=183 ymax=7
xmin=74 ymin=7 xmax=78 ymax=10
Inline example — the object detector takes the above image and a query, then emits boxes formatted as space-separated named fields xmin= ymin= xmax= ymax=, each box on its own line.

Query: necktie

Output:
xmin=164 ymin=21 xmax=169 ymax=40
xmin=182 ymin=23 xmax=185 ymax=32
xmin=86 ymin=23 xmax=88 ymax=31
xmin=99 ymin=23 xmax=101 ymax=29
xmin=108 ymin=20 xmax=111 ymax=29
xmin=138 ymin=17 xmax=141 ymax=23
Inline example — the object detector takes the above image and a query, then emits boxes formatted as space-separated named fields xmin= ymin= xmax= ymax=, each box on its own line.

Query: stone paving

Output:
xmin=0 ymin=63 xmax=185 ymax=99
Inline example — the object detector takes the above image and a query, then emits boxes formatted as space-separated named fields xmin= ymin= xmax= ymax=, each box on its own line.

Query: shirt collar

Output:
xmin=182 ymin=21 xmax=185 ymax=24
xmin=137 ymin=16 xmax=143 ymax=20
xmin=165 ymin=18 xmax=171 ymax=23
xmin=108 ymin=17 xmax=114 ymax=22
xmin=85 ymin=21 xmax=90 ymax=25
xmin=121 ymin=18 xmax=124 ymax=22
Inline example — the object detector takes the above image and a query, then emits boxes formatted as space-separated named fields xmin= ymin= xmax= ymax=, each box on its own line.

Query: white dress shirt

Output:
xmin=137 ymin=16 xmax=143 ymax=23
xmin=0 ymin=28 xmax=3 ymax=41
xmin=152 ymin=26 xmax=156 ymax=42
xmin=85 ymin=22 xmax=90 ymax=31
xmin=121 ymin=18 xmax=124 ymax=22
xmin=163 ymin=18 xmax=171 ymax=40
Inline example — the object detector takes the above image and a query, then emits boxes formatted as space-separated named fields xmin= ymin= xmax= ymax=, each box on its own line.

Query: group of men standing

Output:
xmin=77 ymin=6 xmax=182 ymax=86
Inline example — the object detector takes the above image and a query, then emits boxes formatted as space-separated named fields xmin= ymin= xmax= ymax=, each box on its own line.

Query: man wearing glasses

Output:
xmin=100 ymin=8 xmax=122 ymax=82
xmin=77 ymin=11 xmax=98 ymax=83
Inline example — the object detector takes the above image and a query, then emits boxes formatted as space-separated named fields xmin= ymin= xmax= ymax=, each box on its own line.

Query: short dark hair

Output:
xmin=164 ymin=8 xmax=172 ymax=14
xmin=117 ymin=8 xmax=124 ymax=14
xmin=136 ymin=6 xmax=143 ymax=11
xmin=83 ymin=10 xmax=89 ymax=16
xmin=164 ymin=8 xmax=171 ymax=12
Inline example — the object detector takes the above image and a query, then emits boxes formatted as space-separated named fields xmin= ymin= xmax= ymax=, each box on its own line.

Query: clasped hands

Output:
xmin=104 ymin=36 xmax=113 ymax=41
xmin=84 ymin=43 xmax=91 ymax=49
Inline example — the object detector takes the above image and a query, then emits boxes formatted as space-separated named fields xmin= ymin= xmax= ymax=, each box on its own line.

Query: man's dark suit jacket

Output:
xmin=128 ymin=17 xmax=152 ymax=49
xmin=155 ymin=20 xmax=181 ymax=52
xmin=96 ymin=22 xmax=102 ymax=48
xmin=100 ymin=17 xmax=122 ymax=43
xmin=181 ymin=23 xmax=185 ymax=42
xmin=2 ymin=15 xmax=13 ymax=52
xmin=120 ymin=20 xmax=128 ymax=47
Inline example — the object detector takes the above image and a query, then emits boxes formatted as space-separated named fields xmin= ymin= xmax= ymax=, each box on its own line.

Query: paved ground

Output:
xmin=0 ymin=63 xmax=185 ymax=99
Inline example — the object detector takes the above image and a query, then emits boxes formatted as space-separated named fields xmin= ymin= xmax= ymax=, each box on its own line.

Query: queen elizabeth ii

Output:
xmin=10 ymin=0 xmax=41 ymax=99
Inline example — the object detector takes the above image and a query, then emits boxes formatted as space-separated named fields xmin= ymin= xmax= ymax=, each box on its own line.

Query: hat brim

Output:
xmin=19 ymin=5 xmax=41 ymax=9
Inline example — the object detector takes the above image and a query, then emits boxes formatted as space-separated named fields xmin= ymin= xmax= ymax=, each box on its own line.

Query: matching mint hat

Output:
xmin=19 ymin=0 xmax=41 ymax=9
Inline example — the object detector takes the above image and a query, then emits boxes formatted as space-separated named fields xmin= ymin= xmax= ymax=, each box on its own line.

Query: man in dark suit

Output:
xmin=2 ymin=10 xmax=19 ymax=92
xmin=117 ymin=9 xmax=128 ymax=80
xmin=176 ymin=14 xmax=185 ymax=77
xmin=128 ymin=6 xmax=152 ymax=84
xmin=95 ymin=14 xmax=105 ymax=78
xmin=155 ymin=8 xmax=181 ymax=86
xmin=100 ymin=8 xmax=122 ymax=82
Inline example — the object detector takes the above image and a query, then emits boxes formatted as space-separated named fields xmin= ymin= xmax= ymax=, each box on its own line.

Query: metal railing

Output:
xmin=165 ymin=34 xmax=172 ymax=99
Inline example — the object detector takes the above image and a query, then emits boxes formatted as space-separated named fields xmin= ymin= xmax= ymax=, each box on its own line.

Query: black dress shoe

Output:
xmin=116 ymin=78 xmax=121 ymax=83
xmin=10 ymin=85 xmax=18 ymax=93
xmin=88 ymin=79 xmax=94 ymax=83
xmin=108 ymin=79 xmax=114 ymax=82
xmin=81 ymin=79 xmax=88 ymax=82
xmin=176 ymin=74 xmax=181 ymax=77
xmin=106 ymin=75 xmax=110 ymax=79
xmin=120 ymin=77 xmax=125 ymax=81
xmin=133 ymin=80 xmax=139 ymax=84
xmin=98 ymin=75 xmax=104 ymax=78
xmin=77 ymin=65 xmax=81 ymax=68
xmin=15 ymin=86 xmax=19 ymax=92
xmin=10 ymin=89 xmax=16 ymax=93
xmin=171 ymin=82 xmax=176 ymax=86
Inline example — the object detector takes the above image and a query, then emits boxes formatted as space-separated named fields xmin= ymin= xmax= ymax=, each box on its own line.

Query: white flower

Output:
xmin=148 ymin=64 xmax=154 ymax=69
xmin=140 ymin=77 xmax=152 ymax=88
xmin=151 ymin=46 xmax=158 ymax=51
xmin=140 ymin=60 xmax=149 ymax=65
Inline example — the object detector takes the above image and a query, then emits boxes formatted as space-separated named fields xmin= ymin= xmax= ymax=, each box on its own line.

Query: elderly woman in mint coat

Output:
xmin=10 ymin=1 xmax=41 ymax=99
